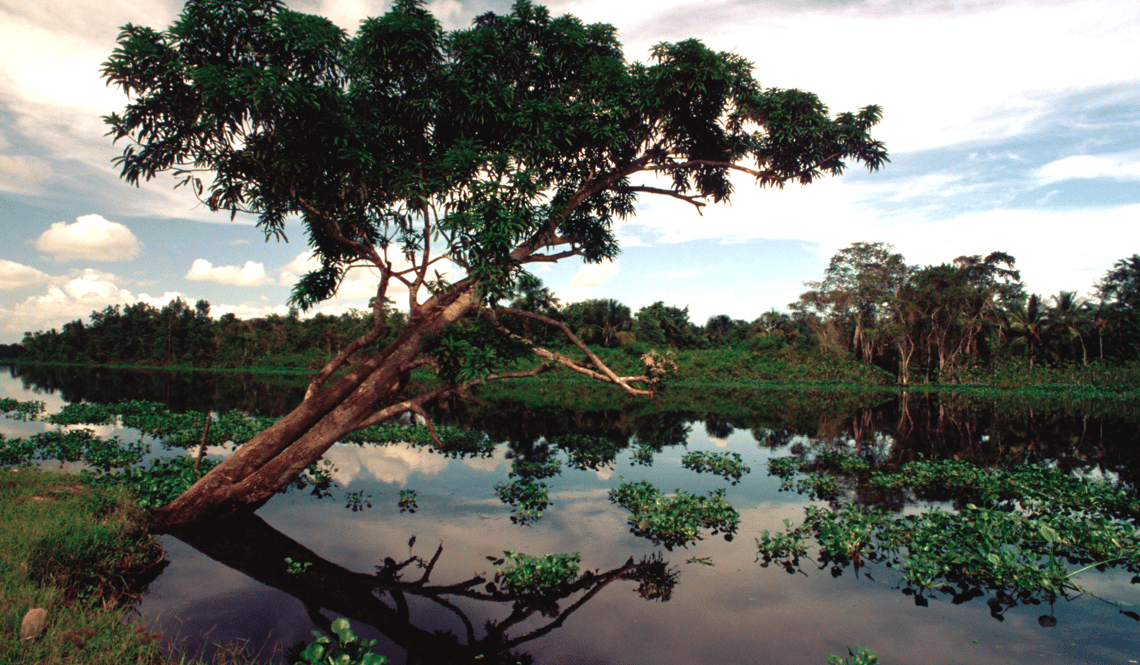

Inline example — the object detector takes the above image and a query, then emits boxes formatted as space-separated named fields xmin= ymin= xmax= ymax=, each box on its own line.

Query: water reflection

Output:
xmin=170 ymin=513 xmax=677 ymax=665
xmin=5 ymin=367 xmax=1140 ymax=664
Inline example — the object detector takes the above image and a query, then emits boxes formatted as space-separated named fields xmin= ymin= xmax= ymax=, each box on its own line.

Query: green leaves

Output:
xmin=828 ymin=647 xmax=879 ymax=665
xmin=492 ymin=550 xmax=581 ymax=596
xmin=760 ymin=454 xmax=1140 ymax=616
xmin=397 ymin=488 xmax=417 ymax=513
xmin=0 ymin=398 xmax=45 ymax=421
xmin=495 ymin=476 xmax=550 ymax=525
xmin=681 ymin=450 xmax=751 ymax=485
xmin=295 ymin=617 xmax=388 ymax=665
xmin=105 ymin=0 xmax=885 ymax=315
xmin=609 ymin=479 xmax=740 ymax=550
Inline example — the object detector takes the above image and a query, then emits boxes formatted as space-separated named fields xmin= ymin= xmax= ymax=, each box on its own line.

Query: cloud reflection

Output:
xmin=322 ymin=443 xmax=449 ymax=487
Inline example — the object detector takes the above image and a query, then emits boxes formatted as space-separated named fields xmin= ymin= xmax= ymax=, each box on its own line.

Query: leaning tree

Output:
xmin=102 ymin=0 xmax=888 ymax=529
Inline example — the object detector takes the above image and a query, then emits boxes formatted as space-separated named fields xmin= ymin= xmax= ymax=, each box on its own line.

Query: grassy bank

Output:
xmin=14 ymin=345 xmax=1140 ymax=394
xmin=0 ymin=469 xmax=171 ymax=663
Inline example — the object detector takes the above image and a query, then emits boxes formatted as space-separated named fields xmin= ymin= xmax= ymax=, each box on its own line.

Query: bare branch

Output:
xmin=490 ymin=308 xmax=655 ymax=397
xmin=523 ymin=248 xmax=583 ymax=263
xmin=305 ymin=278 xmax=391 ymax=399
xmin=617 ymin=185 xmax=707 ymax=212
xmin=408 ymin=403 xmax=443 ymax=449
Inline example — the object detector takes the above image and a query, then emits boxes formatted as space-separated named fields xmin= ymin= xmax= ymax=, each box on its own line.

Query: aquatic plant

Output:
xmin=553 ymin=433 xmax=623 ymax=471
xmin=0 ymin=397 xmax=45 ymax=421
xmin=681 ymin=450 xmax=751 ymax=484
xmin=758 ymin=455 xmax=1140 ymax=618
xmin=609 ymin=479 xmax=740 ymax=549
xmin=88 ymin=456 xmax=220 ymax=509
xmin=285 ymin=557 xmax=312 ymax=575
xmin=397 ymin=489 xmax=418 ymax=513
xmin=828 ymin=646 xmax=878 ymax=665
xmin=631 ymin=443 xmax=656 ymax=466
xmin=510 ymin=456 xmax=562 ymax=479
xmin=491 ymin=550 xmax=582 ymax=596
xmin=295 ymin=617 xmax=387 ymax=665
xmin=495 ymin=477 xmax=549 ymax=524
xmin=345 ymin=491 xmax=372 ymax=512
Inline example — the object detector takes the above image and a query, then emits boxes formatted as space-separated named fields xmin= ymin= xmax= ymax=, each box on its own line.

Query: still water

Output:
xmin=4 ymin=364 xmax=1140 ymax=664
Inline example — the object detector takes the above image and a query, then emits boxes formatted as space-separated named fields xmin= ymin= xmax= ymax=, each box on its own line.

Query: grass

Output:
xmin=0 ymin=468 xmax=169 ymax=664
xmin=0 ymin=469 xmax=283 ymax=665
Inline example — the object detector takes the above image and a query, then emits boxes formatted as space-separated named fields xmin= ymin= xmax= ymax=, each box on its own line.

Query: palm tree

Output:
xmin=1046 ymin=291 xmax=1090 ymax=365
xmin=1005 ymin=294 xmax=1045 ymax=368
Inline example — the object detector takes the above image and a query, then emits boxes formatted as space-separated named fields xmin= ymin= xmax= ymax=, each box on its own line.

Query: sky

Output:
xmin=1 ymin=0 xmax=1138 ymax=344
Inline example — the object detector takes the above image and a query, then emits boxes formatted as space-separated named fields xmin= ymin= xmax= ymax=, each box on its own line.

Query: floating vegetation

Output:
xmin=631 ymin=443 xmax=656 ymax=466
xmin=553 ymin=433 xmax=623 ymax=471
xmin=681 ymin=450 xmax=751 ymax=484
xmin=347 ymin=421 xmax=495 ymax=458
xmin=295 ymin=617 xmax=388 ymax=665
xmin=0 ymin=398 xmax=45 ymax=421
xmin=510 ymin=456 xmax=562 ymax=480
xmin=495 ymin=477 xmax=550 ymax=525
xmin=345 ymin=491 xmax=372 ymax=512
xmin=397 ymin=489 xmax=418 ymax=514
xmin=828 ymin=647 xmax=879 ymax=665
xmin=758 ymin=455 xmax=1140 ymax=620
xmin=491 ymin=550 xmax=582 ymax=597
xmin=90 ymin=456 xmax=219 ymax=509
xmin=610 ymin=479 xmax=739 ymax=550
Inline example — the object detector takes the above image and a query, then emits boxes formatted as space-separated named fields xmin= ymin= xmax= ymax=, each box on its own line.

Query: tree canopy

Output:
xmin=100 ymin=0 xmax=888 ymax=527
xmin=104 ymin=0 xmax=888 ymax=313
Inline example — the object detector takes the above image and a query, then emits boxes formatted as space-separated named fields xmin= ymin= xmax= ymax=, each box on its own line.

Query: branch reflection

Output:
xmin=170 ymin=514 xmax=677 ymax=664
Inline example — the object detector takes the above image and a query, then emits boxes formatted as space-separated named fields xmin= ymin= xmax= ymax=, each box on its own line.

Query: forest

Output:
xmin=15 ymin=244 xmax=1140 ymax=386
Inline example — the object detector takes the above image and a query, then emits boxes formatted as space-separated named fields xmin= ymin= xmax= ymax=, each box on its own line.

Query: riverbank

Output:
xmin=0 ymin=469 xmax=173 ymax=663
xmin=11 ymin=348 xmax=1140 ymax=396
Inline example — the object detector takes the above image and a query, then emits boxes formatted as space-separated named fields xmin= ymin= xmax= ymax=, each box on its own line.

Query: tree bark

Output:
xmin=152 ymin=288 xmax=481 ymax=530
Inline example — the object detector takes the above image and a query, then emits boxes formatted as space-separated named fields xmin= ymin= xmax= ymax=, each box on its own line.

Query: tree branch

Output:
xmin=489 ymin=308 xmax=655 ymax=397
xmin=617 ymin=185 xmax=707 ymax=212
xmin=305 ymin=278 xmax=391 ymax=400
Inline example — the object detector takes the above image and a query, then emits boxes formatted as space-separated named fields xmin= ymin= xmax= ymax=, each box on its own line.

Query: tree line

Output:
xmin=788 ymin=244 xmax=1140 ymax=384
xmin=15 ymin=245 xmax=1140 ymax=382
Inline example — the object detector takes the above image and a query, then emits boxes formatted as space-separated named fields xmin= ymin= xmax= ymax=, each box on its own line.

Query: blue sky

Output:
xmin=1 ymin=0 xmax=1138 ymax=343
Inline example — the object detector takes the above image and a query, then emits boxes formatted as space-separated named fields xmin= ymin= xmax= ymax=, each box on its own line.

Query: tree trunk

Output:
xmin=152 ymin=289 xmax=479 ymax=531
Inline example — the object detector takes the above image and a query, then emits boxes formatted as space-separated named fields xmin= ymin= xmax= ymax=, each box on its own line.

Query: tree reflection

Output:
xmin=170 ymin=514 xmax=677 ymax=665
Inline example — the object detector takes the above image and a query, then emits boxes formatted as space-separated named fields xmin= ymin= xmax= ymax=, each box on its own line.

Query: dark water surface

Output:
xmin=4 ymin=364 xmax=1140 ymax=664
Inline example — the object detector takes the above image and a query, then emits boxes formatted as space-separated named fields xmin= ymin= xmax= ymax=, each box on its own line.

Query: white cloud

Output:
xmin=653 ymin=268 xmax=701 ymax=280
xmin=570 ymin=259 xmax=620 ymax=288
xmin=137 ymin=291 xmax=185 ymax=308
xmin=34 ymin=214 xmax=142 ymax=262
xmin=0 ymin=154 xmax=53 ymax=194
xmin=882 ymin=204 xmax=1140 ymax=299
xmin=279 ymin=252 xmax=322 ymax=287
xmin=426 ymin=0 xmax=467 ymax=29
xmin=0 ymin=261 xmax=49 ymax=290
xmin=0 ymin=269 xmax=136 ymax=337
xmin=186 ymin=259 xmax=275 ymax=286
xmin=558 ymin=259 xmax=621 ymax=302
xmin=1036 ymin=153 xmax=1140 ymax=184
